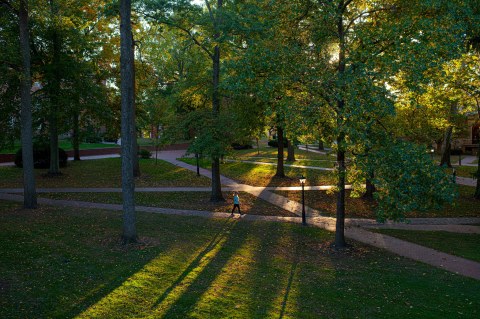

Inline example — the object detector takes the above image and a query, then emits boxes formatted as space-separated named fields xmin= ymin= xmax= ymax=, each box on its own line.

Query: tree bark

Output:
xmin=131 ymin=32 xmax=140 ymax=177
xmin=335 ymin=2 xmax=347 ymax=248
xmin=318 ymin=139 xmax=324 ymax=151
xmin=363 ymin=170 xmax=376 ymax=199
xmin=72 ymin=112 xmax=80 ymax=161
xmin=19 ymin=0 xmax=37 ymax=208
xmin=286 ymin=139 xmax=295 ymax=162
xmin=475 ymin=148 xmax=480 ymax=199
xmin=439 ymin=126 xmax=453 ymax=167
xmin=275 ymin=126 xmax=285 ymax=177
xmin=120 ymin=0 xmax=137 ymax=244
xmin=48 ymin=1 xmax=60 ymax=176
xmin=209 ymin=0 xmax=224 ymax=202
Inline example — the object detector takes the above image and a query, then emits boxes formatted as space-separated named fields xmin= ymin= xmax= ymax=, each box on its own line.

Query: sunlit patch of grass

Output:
xmin=373 ymin=230 xmax=480 ymax=262
xmin=180 ymin=158 xmax=336 ymax=187
xmin=230 ymin=146 xmax=333 ymax=161
xmin=40 ymin=191 xmax=296 ymax=217
xmin=0 ymin=158 xmax=211 ymax=188
xmin=226 ymin=157 xmax=334 ymax=168
xmin=1 ymin=203 xmax=479 ymax=318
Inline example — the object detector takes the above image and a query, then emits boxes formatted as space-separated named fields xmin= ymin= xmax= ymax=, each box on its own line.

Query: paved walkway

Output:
xmin=1 ymin=149 xmax=479 ymax=280
xmin=453 ymin=155 xmax=478 ymax=167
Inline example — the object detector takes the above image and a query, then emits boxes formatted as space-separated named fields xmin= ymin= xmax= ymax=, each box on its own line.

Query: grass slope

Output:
xmin=0 ymin=158 xmax=211 ymax=188
xmin=0 ymin=202 xmax=479 ymax=318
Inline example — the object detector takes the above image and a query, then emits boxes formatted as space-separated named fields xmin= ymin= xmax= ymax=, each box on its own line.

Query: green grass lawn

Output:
xmin=1 ymin=201 xmax=479 ymax=318
xmin=454 ymin=165 xmax=478 ymax=178
xmin=40 ymin=191 xmax=296 ymax=217
xmin=0 ymin=141 xmax=119 ymax=154
xmin=274 ymin=185 xmax=480 ymax=219
xmin=226 ymin=156 xmax=335 ymax=168
xmin=0 ymin=158 xmax=211 ymax=188
xmin=373 ymin=229 xmax=480 ymax=263
xmin=180 ymin=158 xmax=336 ymax=187
xmin=230 ymin=146 xmax=333 ymax=161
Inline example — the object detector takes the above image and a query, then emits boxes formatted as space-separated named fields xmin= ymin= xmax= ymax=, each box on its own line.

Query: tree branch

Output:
xmin=0 ymin=0 xmax=18 ymax=15
xmin=142 ymin=11 xmax=214 ymax=59
xmin=205 ymin=0 xmax=216 ymax=28
xmin=345 ymin=6 xmax=397 ymax=34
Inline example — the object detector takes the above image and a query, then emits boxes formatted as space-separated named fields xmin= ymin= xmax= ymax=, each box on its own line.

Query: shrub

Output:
xmin=138 ymin=149 xmax=152 ymax=159
xmin=267 ymin=139 xmax=289 ymax=148
xmin=450 ymin=149 xmax=463 ymax=155
xmin=231 ymin=143 xmax=253 ymax=150
xmin=15 ymin=143 xmax=68 ymax=168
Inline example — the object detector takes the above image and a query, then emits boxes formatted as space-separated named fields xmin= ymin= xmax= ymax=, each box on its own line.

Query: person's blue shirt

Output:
xmin=233 ymin=194 xmax=239 ymax=205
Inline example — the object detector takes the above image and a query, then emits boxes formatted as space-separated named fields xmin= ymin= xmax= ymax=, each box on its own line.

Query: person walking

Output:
xmin=231 ymin=192 xmax=242 ymax=215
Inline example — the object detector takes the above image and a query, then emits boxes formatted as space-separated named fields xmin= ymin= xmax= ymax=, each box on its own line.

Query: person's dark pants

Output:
xmin=231 ymin=204 xmax=241 ymax=214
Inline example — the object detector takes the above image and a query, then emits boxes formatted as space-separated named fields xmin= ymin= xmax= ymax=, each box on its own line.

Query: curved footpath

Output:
xmin=0 ymin=149 xmax=479 ymax=280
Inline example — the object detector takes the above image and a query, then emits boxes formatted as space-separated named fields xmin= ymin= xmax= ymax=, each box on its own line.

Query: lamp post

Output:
xmin=299 ymin=175 xmax=306 ymax=226
xmin=430 ymin=148 xmax=434 ymax=160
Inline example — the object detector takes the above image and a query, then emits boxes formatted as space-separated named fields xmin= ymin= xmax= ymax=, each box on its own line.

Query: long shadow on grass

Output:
xmin=244 ymin=222 xmax=291 ymax=317
xmin=150 ymin=218 xmax=237 ymax=310
xmin=62 ymin=214 xmax=221 ymax=319
xmin=155 ymin=218 xmax=244 ymax=318
xmin=278 ymin=246 xmax=299 ymax=319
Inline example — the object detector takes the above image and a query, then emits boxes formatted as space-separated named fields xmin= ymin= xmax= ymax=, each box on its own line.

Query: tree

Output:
xmin=306 ymin=0 xmax=466 ymax=247
xmin=120 ymin=0 xmax=138 ymax=244
xmin=1 ymin=0 xmax=37 ymax=208
xmin=19 ymin=0 xmax=37 ymax=208
xmin=143 ymin=0 xmax=229 ymax=201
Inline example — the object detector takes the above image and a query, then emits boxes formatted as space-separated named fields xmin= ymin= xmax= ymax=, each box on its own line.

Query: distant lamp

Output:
xmin=299 ymin=176 xmax=306 ymax=185
xmin=299 ymin=175 xmax=307 ymax=226
xmin=430 ymin=148 xmax=434 ymax=160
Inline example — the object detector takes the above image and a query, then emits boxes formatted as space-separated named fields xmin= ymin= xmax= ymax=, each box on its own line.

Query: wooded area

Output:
xmin=1 ymin=0 xmax=479 ymax=247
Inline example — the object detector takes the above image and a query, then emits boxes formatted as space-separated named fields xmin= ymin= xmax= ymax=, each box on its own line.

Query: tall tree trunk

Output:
xmin=120 ymin=0 xmax=137 ymax=244
xmin=275 ymin=126 xmax=285 ymax=177
xmin=210 ymin=0 xmax=224 ymax=202
xmin=19 ymin=0 xmax=37 ymax=209
xmin=286 ymin=139 xmax=295 ymax=162
xmin=318 ymin=139 xmax=324 ymax=150
xmin=72 ymin=112 xmax=80 ymax=161
xmin=131 ymin=32 xmax=140 ymax=177
xmin=335 ymin=3 xmax=347 ymax=248
xmin=475 ymin=148 xmax=480 ymax=199
xmin=48 ymin=2 xmax=60 ymax=176
xmin=440 ymin=126 xmax=453 ymax=167
xmin=363 ymin=169 xmax=376 ymax=199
